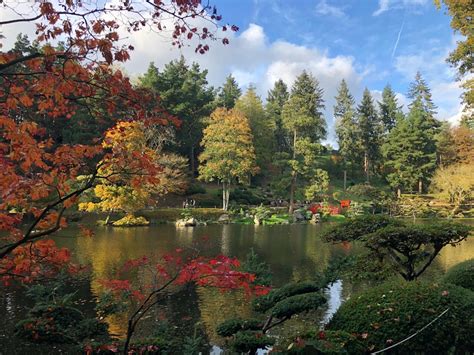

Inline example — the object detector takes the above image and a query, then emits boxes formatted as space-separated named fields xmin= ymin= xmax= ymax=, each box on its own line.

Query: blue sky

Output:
xmin=1 ymin=0 xmax=463 ymax=144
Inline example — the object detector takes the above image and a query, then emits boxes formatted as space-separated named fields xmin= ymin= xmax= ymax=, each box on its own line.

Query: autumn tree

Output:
xmin=0 ymin=0 xmax=235 ymax=282
xmin=281 ymin=71 xmax=327 ymax=212
xmin=198 ymin=108 xmax=258 ymax=211
xmin=435 ymin=0 xmax=474 ymax=118
xmin=452 ymin=124 xmax=474 ymax=164
xmin=235 ymin=85 xmax=275 ymax=173
xmin=216 ymin=74 xmax=242 ymax=109
xmin=138 ymin=58 xmax=215 ymax=175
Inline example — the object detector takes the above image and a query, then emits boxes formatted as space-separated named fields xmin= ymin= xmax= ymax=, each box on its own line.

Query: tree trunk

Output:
xmin=343 ymin=170 xmax=347 ymax=190
xmin=222 ymin=181 xmax=230 ymax=211
xmin=289 ymin=129 xmax=297 ymax=214
xmin=364 ymin=152 xmax=369 ymax=183
xmin=397 ymin=188 xmax=401 ymax=199
xmin=418 ymin=179 xmax=423 ymax=194
xmin=190 ymin=146 xmax=195 ymax=177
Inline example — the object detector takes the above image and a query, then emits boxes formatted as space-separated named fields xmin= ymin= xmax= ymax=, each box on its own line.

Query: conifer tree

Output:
xmin=235 ymin=86 xmax=275 ymax=173
xmin=334 ymin=80 xmax=362 ymax=188
xmin=356 ymin=88 xmax=383 ymax=182
xmin=378 ymin=84 xmax=404 ymax=134
xmin=282 ymin=71 xmax=327 ymax=213
xmin=266 ymin=79 xmax=290 ymax=153
xmin=139 ymin=58 xmax=215 ymax=175
xmin=217 ymin=74 xmax=242 ymax=109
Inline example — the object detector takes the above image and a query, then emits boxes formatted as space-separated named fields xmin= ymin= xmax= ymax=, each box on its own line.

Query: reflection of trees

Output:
xmin=196 ymin=287 xmax=253 ymax=346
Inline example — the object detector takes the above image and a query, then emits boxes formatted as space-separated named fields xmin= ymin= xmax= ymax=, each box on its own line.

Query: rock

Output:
xmin=293 ymin=210 xmax=306 ymax=222
xmin=254 ymin=215 xmax=262 ymax=225
xmin=310 ymin=213 xmax=321 ymax=224
xmin=175 ymin=217 xmax=197 ymax=227
xmin=218 ymin=214 xmax=230 ymax=224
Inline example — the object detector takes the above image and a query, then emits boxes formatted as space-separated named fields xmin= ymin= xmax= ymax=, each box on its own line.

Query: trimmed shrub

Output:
xmin=112 ymin=215 xmax=149 ymax=226
xmin=327 ymin=281 xmax=474 ymax=353
xmin=271 ymin=293 xmax=326 ymax=319
xmin=443 ymin=258 xmax=474 ymax=292
xmin=231 ymin=330 xmax=274 ymax=353
xmin=216 ymin=319 xmax=262 ymax=337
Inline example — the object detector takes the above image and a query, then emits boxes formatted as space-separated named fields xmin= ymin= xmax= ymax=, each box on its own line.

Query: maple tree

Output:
xmin=0 ymin=0 xmax=235 ymax=282
xmin=98 ymin=250 xmax=270 ymax=353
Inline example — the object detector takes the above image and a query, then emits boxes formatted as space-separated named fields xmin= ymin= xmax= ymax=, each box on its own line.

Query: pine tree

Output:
xmin=334 ymin=80 xmax=362 ymax=187
xmin=266 ymin=79 xmax=290 ymax=153
xmin=356 ymin=88 xmax=383 ymax=182
xmin=217 ymin=74 xmax=242 ymax=109
xmin=235 ymin=86 xmax=274 ymax=173
xmin=282 ymin=71 xmax=327 ymax=213
xmin=378 ymin=84 xmax=404 ymax=134
xmin=383 ymin=74 xmax=439 ymax=194
xmin=138 ymin=57 xmax=215 ymax=175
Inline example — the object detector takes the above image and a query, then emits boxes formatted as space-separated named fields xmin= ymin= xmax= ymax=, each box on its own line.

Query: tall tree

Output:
xmin=216 ymin=74 xmax=241 ymax=109
xmin=452 ymin=125 xmax=474 ymax=164
xmin=139 ymin=57 xmax=215 ymax=175
xmin=266 ymin=79 xmax=290 ymax=153
xmin=334 ymin=79 xmax=362 ymax=188
xmin=357 ymin=88 xmax=383 ymax=182
xmin=378 ymin=84 xmax=404 ymax=134
xmin=235 ymin=85 xmax=274 ymax=173
xmin=383 ymin=74 xmax=439 ymax=195
xmin=198 ymin=108 xmax=258 ymax=211
xmin=282 ymin=71 xmax=327 ymax=213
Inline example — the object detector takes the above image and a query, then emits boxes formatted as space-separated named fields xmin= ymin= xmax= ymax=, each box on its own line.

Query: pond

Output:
xmin=1 ymin=222 xmax=473 ymax=353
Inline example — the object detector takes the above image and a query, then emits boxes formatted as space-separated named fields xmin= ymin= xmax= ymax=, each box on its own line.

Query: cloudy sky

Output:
xmin=1 ymin=0 xmax=464 ymax=144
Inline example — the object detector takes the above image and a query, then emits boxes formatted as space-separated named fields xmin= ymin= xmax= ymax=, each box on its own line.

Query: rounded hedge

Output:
xmin=443 ymin=258 xmax=474 ymax=292
xmin=327 ymin=281 xmax=474 ymax=353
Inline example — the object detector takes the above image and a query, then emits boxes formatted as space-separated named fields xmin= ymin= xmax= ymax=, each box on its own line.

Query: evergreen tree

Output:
xmin=235 ymin=85 xmax=274 ymax=173
xmin=266 ymin=79 xmax=290 ymax=153
xmin=383 ymin=74 xmax=439 ymax=194
xmin=281 ymin=71 xmax=328 ymax=213
xmin=378 ymin=84 xmax=404 ymax=134
xmin=356 ymin=88 xmax=383 ymax=181
xmin=139 ymin=57 xmax=215 ymax=175
xmin=217 ymin=74 xmax=241 ymax=109
xmin=334 ymin=79 xmax=362 ymax=186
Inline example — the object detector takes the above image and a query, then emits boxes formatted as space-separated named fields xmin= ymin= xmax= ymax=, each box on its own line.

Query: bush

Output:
xmin=231 ymin=330 xmax=274 ymax=353
xmin=216 ymin=319 xmax=262 ymax=337
xmin=271 ymin=293 xmax=326 ymax=319
xmin=443 ymin=258 xmax=474 ymax=292
xmin=112 ymin=214 xmax=149 ymax=226
xmin=327 ymin=281 xmax=474 ymax=353
xmin=231 ymin=187 xmax=265 ymax=205
xmin=185 ymin=183 xmax=206 ymax=195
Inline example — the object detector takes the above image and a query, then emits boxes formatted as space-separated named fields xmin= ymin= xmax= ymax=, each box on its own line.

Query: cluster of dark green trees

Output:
xmin=334 ymin=73 xmax=441 ymax=195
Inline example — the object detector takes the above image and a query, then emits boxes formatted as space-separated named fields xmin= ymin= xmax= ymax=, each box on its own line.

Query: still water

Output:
xmin=1 ymin=223 xmax=473 ymax=353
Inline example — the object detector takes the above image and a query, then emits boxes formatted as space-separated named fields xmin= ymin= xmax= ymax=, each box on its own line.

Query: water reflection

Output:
xmin=1 ymin=223 xmax=472 ymax=352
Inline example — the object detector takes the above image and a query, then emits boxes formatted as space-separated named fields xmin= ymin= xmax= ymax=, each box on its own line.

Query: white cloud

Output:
xmin=373 ymin=0 xmax=428 ymax=16
xmin=315 ymin=0 xmax=345 ymax=18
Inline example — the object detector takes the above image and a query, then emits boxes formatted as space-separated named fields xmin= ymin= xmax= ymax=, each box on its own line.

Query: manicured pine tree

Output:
xmin=282 ymin=71 xmax=327 ymax=213
xmin=138 ymin=57 xmax=215 ymax=175
xmin=266 ymin=79 xmax=290 ymax=153
xmin=217 ymin=74 xmax=242 ymax=109
xmin=334 ymin=79 xmax=362 ymax=188
xmin=235 ymin=85 xmax=275 ymax=173
xmin=378 ymin=84 xmax=404 ymax=134
xmin=356 ymin=88 xmax=383 ymax=182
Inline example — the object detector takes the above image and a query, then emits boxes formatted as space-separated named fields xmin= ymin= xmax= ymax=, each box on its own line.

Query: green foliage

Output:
xmin=252 ymin=281 xmax=321 ymax=313
xmin=216 ymin=318 xmax=262 ymax=337
xmin=184 ymin=183 xmax=206 ymax=195
xmin=271 ymin=292 xmax=326 ymax=319
xmin=327 ymin=281 xmax=474 ymax=353
xmin=266 ymin=79 xmax=290 ymax=153
xmin=231 ymin=187 xmax=265 ymax=205
xmin=378 ymin=84 xmax=404 ymax=134
xmin=231 ymin=330 xmax=275 ymax=353
xmin=112 ymin=215 xmax=149 ymax=227
xmin=321 ymin=215 xmax=402 ymax=243
xmin=216 ymin=74 xmax=241 ymax=109
xmin=442 ymin=258 xmax=474 ymax=292
xmin=241 ymin=248 xmax=272 ymax=286
xmin=279 ymin=329 xmax=366 ymax=354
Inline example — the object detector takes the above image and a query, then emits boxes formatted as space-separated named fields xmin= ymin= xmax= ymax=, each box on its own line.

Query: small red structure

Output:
xmin=340 ymin=200 xmax=351 ymax=208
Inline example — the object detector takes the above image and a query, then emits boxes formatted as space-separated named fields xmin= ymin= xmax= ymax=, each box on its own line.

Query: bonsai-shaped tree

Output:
xmin=322 ymin=215 xmax=471 ymax=281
